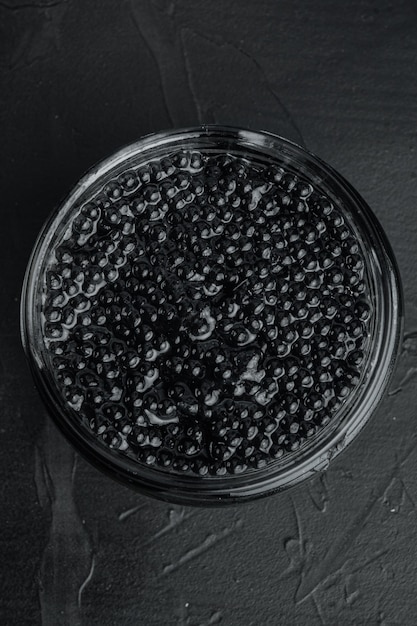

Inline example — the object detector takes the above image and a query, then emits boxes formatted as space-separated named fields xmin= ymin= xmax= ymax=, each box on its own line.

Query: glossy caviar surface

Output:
xmin=40 ymin=148 xmax=372 ymax=477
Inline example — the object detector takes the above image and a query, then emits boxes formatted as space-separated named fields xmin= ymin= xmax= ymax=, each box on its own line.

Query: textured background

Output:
xmin=1 ymin=1 xmax=417 ymax=624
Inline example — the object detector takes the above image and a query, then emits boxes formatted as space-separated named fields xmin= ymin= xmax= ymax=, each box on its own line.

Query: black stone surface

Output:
xmin=1 ymin=1 xmax=416 ymax=624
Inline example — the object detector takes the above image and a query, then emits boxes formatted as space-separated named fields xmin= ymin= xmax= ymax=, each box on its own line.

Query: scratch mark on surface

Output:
xmin=400 ymin=330 xmax=417 ymax=357
xmin=233 ymin=45 xmax=306 ymax=147
xmin=382 ymin=476 xmax=405 ymax=513
xmin=198 ymin=610 xmax=223 ymax=626
xmin=34 ymin=444 xmax=54 ymax=508
xmin=334 ymin=466 xmax=354 ymax=481
xmin=178 ymin=26 xmax=305 ymax=145
xmin=294 ymin=497 xmax=304 ymax=555
xmin=129 ymin=0 xmax=198 ymax=126
xmin=77 ymin=553 xmax=95 ymax=609
xmin=343 ymin=575 xmax=360 ymax=605
xmin=146 ymin=507 xmax=196 ymax=544
xmin=9 ymin=0 xmax=68 ymax=70
xmin=180 ymin=28 xmax=204 ymax=124
xmin=311 ymin=592 xmax=326 ymax=625
xmin=388 ymin=366 xmax=417 ymax=396
xmin=36 ymin=420 xmax=94 ymax=625
xmin=349 ymin=549 xmax=388 ymax=576
xmin=118 ymin=504 xmax=144 ymax=521
xmin=309 ymin=473 xmax=329 ymax=513
xmin=388 ymin=330 xmax=417 ymax=394
xmin=295 ymin=437 xmax=416 ymax=604
xmin=282 ymin=496 xmax=309 ymax=580
xmin=161 ymin=518 xmax=243 ymax=576
xmin=400 ymin=479 xmax=417 ymax=511
xmin=71 ymin=452 xmax=78 ymax=484
xmin=129 ymin=0 xmax=174 ymax=126
xmin=0 ymin=1 xmax=61 ymax=10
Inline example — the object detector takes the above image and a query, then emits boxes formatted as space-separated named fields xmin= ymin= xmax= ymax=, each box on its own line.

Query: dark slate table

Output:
xmin=1 ymin=1 xmax=416 ymax=624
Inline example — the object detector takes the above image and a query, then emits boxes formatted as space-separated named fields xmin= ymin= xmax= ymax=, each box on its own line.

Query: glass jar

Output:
xmin=20 ymin=126 xmax=403 ymax=505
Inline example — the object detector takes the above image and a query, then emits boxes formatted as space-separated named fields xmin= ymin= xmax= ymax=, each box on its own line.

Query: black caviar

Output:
xmin=41 ymin=149 xmax=372 ymax=477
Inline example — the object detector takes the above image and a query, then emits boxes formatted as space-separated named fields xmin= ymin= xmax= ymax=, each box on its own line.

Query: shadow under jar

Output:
xmin=21 ymin=127 xmax=403 ymax=505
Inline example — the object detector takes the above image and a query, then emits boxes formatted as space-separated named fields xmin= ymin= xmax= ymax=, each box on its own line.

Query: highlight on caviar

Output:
xmin=21 ymin=127 xmax=402 ymax=504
